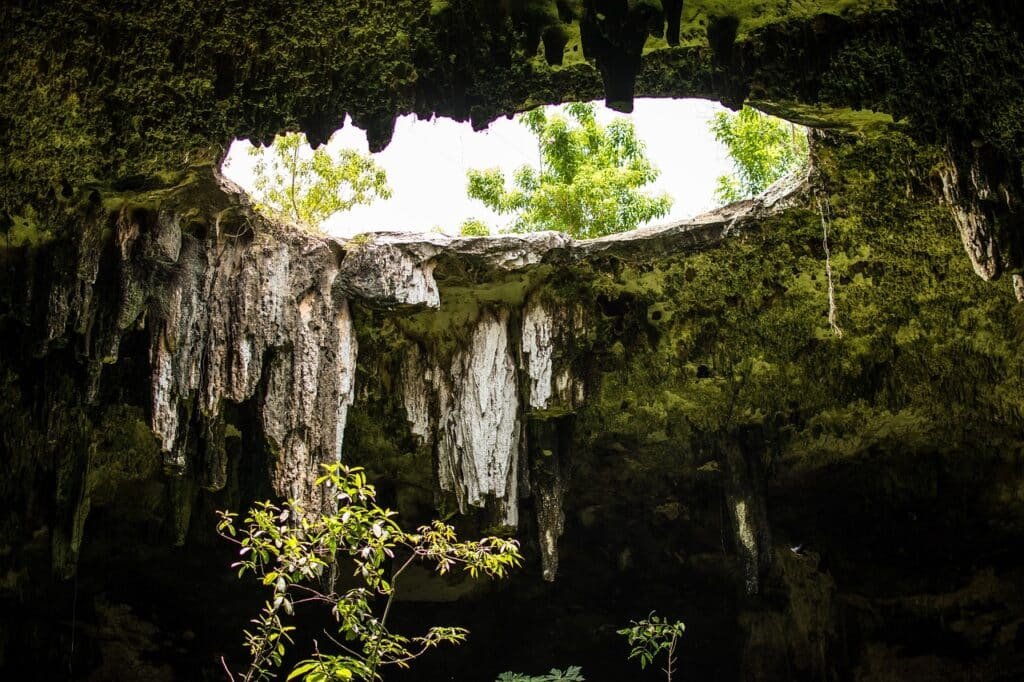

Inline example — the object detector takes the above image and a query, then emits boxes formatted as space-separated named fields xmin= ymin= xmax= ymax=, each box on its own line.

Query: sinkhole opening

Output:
xmin=220 ymin=98 xmax=808 ymax=240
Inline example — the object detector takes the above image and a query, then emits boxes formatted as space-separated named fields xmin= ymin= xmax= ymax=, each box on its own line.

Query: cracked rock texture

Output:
xmin=522 ymin=296 xmax=586 ymax=413
xmin=435 ymin=310 xmax=522 ymax=526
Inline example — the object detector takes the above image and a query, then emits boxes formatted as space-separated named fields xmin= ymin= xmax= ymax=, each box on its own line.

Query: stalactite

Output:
xmin=401 ymin=345 xmax=432 ymax=444
xmin=528 ymin=418 xmax=570 ymax=581
xmin=720 ymin=439 xmax=773 ymax=595
xmin=521 ymin=296 xmax=586 ymax=413
xmin=935 ymin=145 xmax=1023 ymax=283
xmin=144 ymin=209 xmax=358 ymax=512
xmin=401 ymin=295 xmax=587 ymax=533
xmin=1013 ymin=274 xmax=1024 ymax=303
xmin=435 ymin=310 xmax=521 ymax=527
xmin=522 ymin=300 xmax=556 ymax=410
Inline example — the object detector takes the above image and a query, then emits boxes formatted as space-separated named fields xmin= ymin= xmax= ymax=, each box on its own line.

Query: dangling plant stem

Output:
xmin=817 ymin=195 xmax=843 ymax=338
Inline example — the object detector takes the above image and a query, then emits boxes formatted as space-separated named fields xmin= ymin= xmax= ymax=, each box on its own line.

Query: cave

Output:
xmin=3 ymin=1 xmax=1024 ymax=680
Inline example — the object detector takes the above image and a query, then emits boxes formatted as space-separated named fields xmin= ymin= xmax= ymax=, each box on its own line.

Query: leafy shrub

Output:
xmin=710 ymin=107 xmax=809 ymax=203
xmin=466 ymin=103 xmax=672 ymax=239
xmin=618 ymin=613 xmax=686 ymax=681
xmin=459 ymin=218 xmax=491 ymax=236
xmin=249 ymin=132 xmax=391 ymax=231
xmin=217 ymin=465 xmax=521 ymax=681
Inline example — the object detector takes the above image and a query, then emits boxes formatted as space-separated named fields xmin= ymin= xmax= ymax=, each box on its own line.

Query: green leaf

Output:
xmin=710 ymin=107 xmax=809 ymax=203
xmin=219 ymin=467 xmax=521 ymax=681
xmin=286 ymin=661 xmax=319 ymax=680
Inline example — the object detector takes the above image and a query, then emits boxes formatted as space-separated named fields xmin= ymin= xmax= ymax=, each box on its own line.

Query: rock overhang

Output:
xmin=5 ymin=1 xmax=1022 ymax=286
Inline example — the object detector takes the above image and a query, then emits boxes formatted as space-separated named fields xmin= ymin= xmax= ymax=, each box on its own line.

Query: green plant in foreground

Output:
xmin=216 ymin=465 xmax=522 ymax=682
xmin=618 ymin=613 xmax=686 ymax=682
xmin=497 ymin=666 xmax=585 ymax=681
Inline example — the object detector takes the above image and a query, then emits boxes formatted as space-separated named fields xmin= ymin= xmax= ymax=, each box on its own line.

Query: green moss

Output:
xmin=345 ymin=232 xmax=372 ymax=247
xmin=3 ymin=207 xmax=54 ymax=247
xmin=572 ymin=131 xmax=1023 ymax=476
xmin=87 ymin=406 xmax=162 ymax=505
xmin=750 ymin=101 xmax=902 ymax=136
xmin=662 ymin=0 xmax=895 ymax=50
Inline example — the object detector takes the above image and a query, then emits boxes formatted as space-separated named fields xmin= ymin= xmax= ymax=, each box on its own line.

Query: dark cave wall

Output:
xmin=346 ymin=131 xmax=1024 ymax=679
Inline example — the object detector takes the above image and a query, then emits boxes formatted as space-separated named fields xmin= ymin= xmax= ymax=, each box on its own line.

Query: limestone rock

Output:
xmin=435 ymin=310 xmax=521 ymax=527
xmin=338 ymin=235 xmax=441 ymax=308
xmin=149 ymin=225 xmax=359 ymax=510
xmin=937 ymin=152 xmax=1003 ymax=280
xmin=522 ymin=296 xmax=586 ymax=413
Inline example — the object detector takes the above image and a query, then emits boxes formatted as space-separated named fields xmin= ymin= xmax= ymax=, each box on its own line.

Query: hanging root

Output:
xmin=817 ymin=195 xmax=843 ymax=338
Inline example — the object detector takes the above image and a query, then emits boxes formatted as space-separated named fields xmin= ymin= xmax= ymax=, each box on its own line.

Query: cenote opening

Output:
xmin=220 ymin=98 xmax=809 ymax=239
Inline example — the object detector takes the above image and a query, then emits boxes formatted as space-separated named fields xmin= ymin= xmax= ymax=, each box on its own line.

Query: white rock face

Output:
xmin=938 ymin=152 xmax=1002 ymax=280
xmin=148 ymin=223 xmax=358 ymax=511
xmin=38 ymin=169 xmax=799 ymax=574
xmin=520 ymin=297 xmax=586 ymax=413
xmin=339 ymin=241 xmax=440 ymax=307
xmin=264 ymin=294 xmax=357 ymax=508
xmin=435 ymin=311 xmax=521 ymax=527
xmin=401 ymin=346 xmax=432 ymax=443
xmin=400 ymin=298 xmax=589 ymax=533
xmin=522 ymin=300 xmax=555 ymax=410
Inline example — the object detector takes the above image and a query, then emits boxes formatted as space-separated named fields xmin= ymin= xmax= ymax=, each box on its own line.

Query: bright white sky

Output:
xmin=221 ymin=98 xmax=733 ymax=237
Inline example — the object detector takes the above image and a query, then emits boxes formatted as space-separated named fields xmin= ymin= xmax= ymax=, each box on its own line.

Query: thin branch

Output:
xmin=220 ymin=655 xmax=237 ymax=682
xmin=367 ymin=553 xmax=417 ymax=677
xmin=382 ymin=640 xmax=439 ymax=667
xmin=289 ymin=139 xmax=302 ymax=225
xmin=321 ymin=631 xmax=365 ymax=660
xmin=666 ymin=634 xmax=677 ymax=682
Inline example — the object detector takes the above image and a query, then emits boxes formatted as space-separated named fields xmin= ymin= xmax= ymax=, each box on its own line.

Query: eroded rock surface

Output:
xmin=435 ymin=310 xmax=522 ymax=526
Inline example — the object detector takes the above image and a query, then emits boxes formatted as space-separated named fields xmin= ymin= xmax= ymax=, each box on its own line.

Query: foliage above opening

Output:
xmin=249 ymin=133 xmax=391 ymax=232
xmin=465 ymin=103 xmax=673 ymax=239
xmin=711 ymin=107 xmax=809 ymax=203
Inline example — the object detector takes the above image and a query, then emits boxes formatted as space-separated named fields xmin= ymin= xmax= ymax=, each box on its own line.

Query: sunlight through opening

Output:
xmin=221 ymin=99 xmax=806 ymax=238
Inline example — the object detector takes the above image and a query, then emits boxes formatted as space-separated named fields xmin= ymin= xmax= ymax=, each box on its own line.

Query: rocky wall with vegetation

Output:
xmin=3 ymin=0 xmax=1024 ymax=679
xmin=347 ymin=130 xmax=1024 ymax=679
xmin=3 ymin=125 xmax=1023 ymax=679
xmin=4 ymin=1 xmax=1023 ymax=280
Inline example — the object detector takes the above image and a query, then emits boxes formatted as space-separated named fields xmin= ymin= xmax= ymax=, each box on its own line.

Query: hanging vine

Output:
xmin=817 ymin=194 xmax=843 ymax=338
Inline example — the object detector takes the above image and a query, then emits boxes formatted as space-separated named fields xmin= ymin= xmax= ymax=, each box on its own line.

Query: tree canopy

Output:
xmin=249 ymin=132 xmax=391 ymax=231
xmin=466 ymin=103 xmax=672 ymax=239
xmin=710 ymin=107 xmax=809 ymax=203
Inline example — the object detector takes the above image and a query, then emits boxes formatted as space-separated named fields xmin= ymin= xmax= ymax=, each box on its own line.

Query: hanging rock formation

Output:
xmin=522 ymin=296 xmax=586 ymax=413
xmin=436 ymin=310 xmax=523 ymax=526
